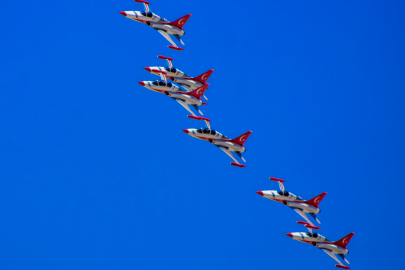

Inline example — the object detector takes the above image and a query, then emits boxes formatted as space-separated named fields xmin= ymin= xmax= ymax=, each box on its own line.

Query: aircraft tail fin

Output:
xmin=169 ymin=14 xmax=192 ymax=29
xmin=230 ymin=131 xmax=253 ymax=146
xmin=191 ymin=69 xmax=214 ymax=84
xmin=334 ymin=232 xmax=355 ymax=248
xmin=187 ymin=84 xmax=209 ymax=99
xmin=305 ymin=192 xmax=327 ymax=207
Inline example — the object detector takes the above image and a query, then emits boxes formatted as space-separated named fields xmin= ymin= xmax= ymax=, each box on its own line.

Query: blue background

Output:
xmin=0 ymin=0 xmax=404 ymax=269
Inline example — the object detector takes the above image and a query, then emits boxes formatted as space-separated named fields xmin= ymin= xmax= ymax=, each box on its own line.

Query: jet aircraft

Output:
xmin=183 ymin=124 xmax=252 ymax=168
xmin=256 ymin=177 xmax=327 ymax=225
xmin=144 ymin=55 xmax=214 ymax=99
xmin=138 ymin=70 xmax=185 ymax=93
xmin=286 ymin=223 xmax=355 ymax=269
xmin=119 ymin=0 xmax=191 ymax=50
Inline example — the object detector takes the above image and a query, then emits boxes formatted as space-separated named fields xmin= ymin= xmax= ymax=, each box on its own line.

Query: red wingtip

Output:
xmin=286 ymin=233 xmax=293 ymax=238
xmin=202 ymin=102 xmax=207 ymax=105
xmin=187 ymin=115 xmax=211 ymax=122
xmin=144 ymin=67 xmax=151 ymax=72
xmin=335 ymin=265 xmax=350 ymax=269
xmin=269 ymin=177 xmax=285 ymax=183
xmin=256 ymin=191 xmax=264 ymax=196
xmin=168 ymin=45 xmax=184 ymax=51
xmin=119 ymin=11 xmax=127 ymax=17
xmin=138 ymin=81 xmax=145 ymax=86
xmin=134 ymin=0 xmax=150 ymax=4
xmin=182 ymin=129 xmax=189 ymax=134
xmin=157 ymin=55 xmax=174 ymax=61
xmin=230 ymin=162 xmax=245 ymax=168
xmin=297 ymin=221 xmax=309 ymax=225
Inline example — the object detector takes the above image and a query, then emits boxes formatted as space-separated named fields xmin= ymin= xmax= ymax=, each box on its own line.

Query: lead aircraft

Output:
xmin=256 ymin=177 xmax=327 ymax=226
xmin=144 ymin=56 xmax=214 ymax=99
xmin=183 ymin=122 xmax=252 ymax=168
xmin=286 ymin=221 xmax=355 ymax=269
xmin=119 ymin=0 xmax=191 ymax=50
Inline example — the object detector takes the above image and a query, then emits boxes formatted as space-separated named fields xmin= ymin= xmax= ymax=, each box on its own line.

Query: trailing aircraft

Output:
xmin=286 ymin=223 xmax=355 ymax=269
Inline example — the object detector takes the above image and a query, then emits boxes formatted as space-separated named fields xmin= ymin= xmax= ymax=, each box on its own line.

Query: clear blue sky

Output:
xmin=0 ymin=0 xmax=404 ymax=269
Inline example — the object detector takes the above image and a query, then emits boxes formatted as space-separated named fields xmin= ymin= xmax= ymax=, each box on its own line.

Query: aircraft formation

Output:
xmin=119 ymin=1 xmax=355 ymax=268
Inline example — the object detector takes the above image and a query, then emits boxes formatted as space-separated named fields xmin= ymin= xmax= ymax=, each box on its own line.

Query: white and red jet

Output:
xmin=183 ymin=124 xmax=252 ymax=168
xmin=286 ymin=222 xmax=355 ymax=269
xmin=119 ymin=0 xmax=191 ymax=50
xmin=144 ymin=56 xmax=214 ymax=99
xmin=139 ymin=70 xmax=187 ymax=93
xmin=256 ymin=177 xmax=327 ymax=226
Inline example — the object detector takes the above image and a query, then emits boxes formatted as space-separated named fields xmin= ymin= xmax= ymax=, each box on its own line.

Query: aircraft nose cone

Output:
xmin=138 ymin=81 xmax=145 ymax=86
xmin=256 ymin=191 xmax=264 ymax=196
xmin=286 ymin=233 xmax=293 ymax=238
xmin=183 ymin=129 xmax=189 ymax=134
xmin=144 ymin=67 xmax=151 ymax=72
xmin=119 ymin=11 xmax=127 ymax=17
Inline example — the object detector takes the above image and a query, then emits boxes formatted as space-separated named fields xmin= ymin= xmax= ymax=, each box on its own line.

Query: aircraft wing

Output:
xmin=219 ymin=147 xmax=239 ymax=164
xmin=320 ymin=249 xmax=345 ymax=266
xmin=292 ymin=208 xmax=315 ymax=226
xmin=174 ymin=99 xmax=195 ymax=116
xmin=157 ymin=30 xmax=177 ymax=47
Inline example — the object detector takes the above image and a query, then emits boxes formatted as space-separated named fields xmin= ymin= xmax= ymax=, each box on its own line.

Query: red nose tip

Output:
xmin=286 ymin=233 xmax=293 ymax=238
xmin=138 ymin=81 xmax=145 ymax=86
xmin=183 ymin=129 xmax=189 ymax=134
xmin=144 ymin=67 xmax=151 ymax=72
xmin=256 ymin=191 xmax=264 ymax=196
xmin=202 ymin=102 xmax=207 ymax=105
xmin=119 ymin=11 xmax=127 ymax=16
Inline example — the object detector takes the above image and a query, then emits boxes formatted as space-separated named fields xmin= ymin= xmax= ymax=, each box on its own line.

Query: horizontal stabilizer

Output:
xmin=270 ymin=177 xmax=285 ymax=183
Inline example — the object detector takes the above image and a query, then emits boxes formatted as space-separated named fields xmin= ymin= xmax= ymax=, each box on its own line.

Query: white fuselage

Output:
xmin=172 ymin=78 xmax=203 ymax=90
xmin=315 ymin=243 xmax=349 ymax=255
xmin=148 ymin=66 xmax=188 ymax=79
xmin=124 ymin=11 xmax=167 ymax=23
xmin=185 ymin=128 xmax=228 ymax=141
xmin=261 ymin=190 xmax=301 ymax=202
xmin=289 ymin=232 xmax=328 ymax=243
xmin=149 ymin=23 xmax=184 ymax=36
xmin=211 ymin=140 xmax=245 ymax=152
xmin=285 ymin=201 xmax=320 ymax=214
xmin=140 ymin=80 xmax=182 ymax=93
xmin=167 ymin=93 xmax=202 ymax=105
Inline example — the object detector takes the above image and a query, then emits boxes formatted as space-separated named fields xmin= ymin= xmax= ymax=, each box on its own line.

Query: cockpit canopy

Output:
xmin=152 ymin=80 xmax=173 ymax=87
xmin=277 ymin=190 xmax=290 ymax=196
xmin=140 ymin=11 xmax=154 ymax=18
xmin=165 ymin=67 xmax=177 ymax=73
xmin=306 ymin=232 xmax=319 ymax=238
xmin=196 ymin=128 xmax=227 ymax=138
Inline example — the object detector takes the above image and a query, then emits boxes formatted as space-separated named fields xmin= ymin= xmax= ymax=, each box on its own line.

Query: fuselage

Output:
xmin=184 ymin=128 xmax=227 ymax=141
xmin=287 ymin=232 xmax=329 ymax=244
xmin=260 ymin=190 xmax=301 ymax=202
xmin=149 ymin=23 xmax=185 ymax=36
xmin=121 ymin=11 xmax=167 ymax=24
xmin=314 ymin=243 xmax=349 ymax=255
xmin=145 ymin=66 xmax=188 ymax=79
xmin=183 ymin=128 xmax=245 ymax=153
xmin=139 ymin=80 xmax=182 ymax=93
xmin=167 ymin=92 xmax=203 ymax=105
xmin=172 ymin=78 xmax=203 ymax=90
